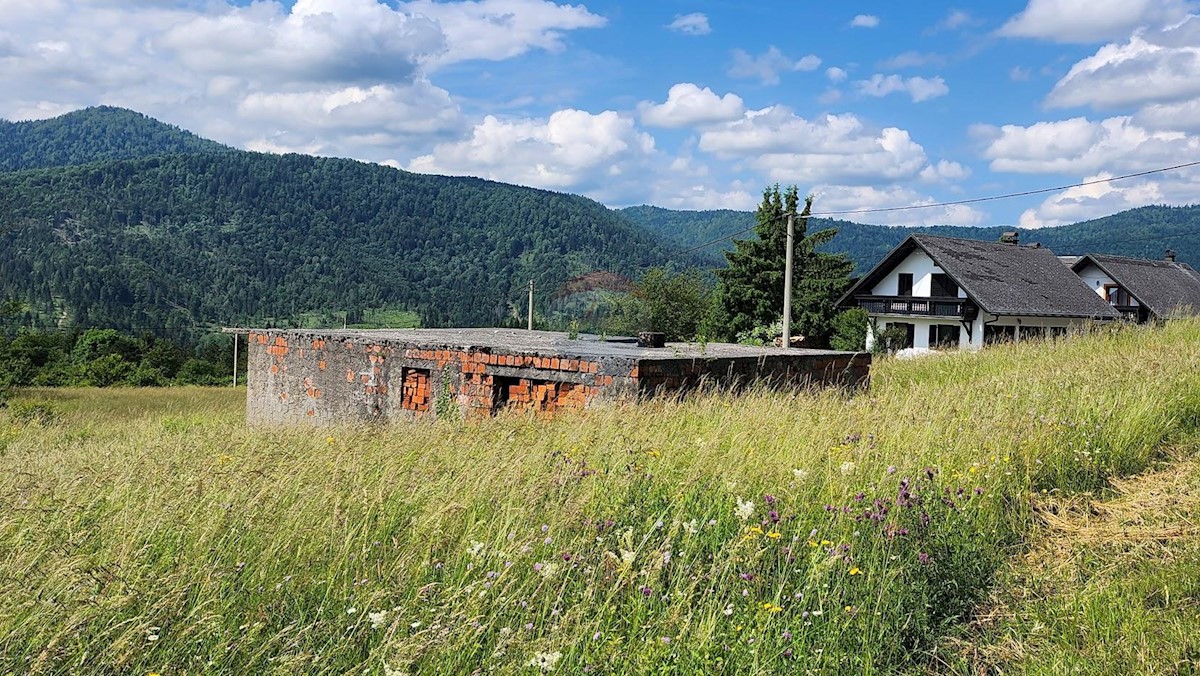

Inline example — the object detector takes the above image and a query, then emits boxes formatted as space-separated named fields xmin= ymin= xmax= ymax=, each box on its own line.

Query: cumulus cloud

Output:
xmin=666 ymin=13 xmax=711 ymax=36
xmin=728 ymin=47 xmax=821 ymax=85
xmin=407 ymin=109 xmax=657 ymax=203
xmin=979 ymin=116 xmax=1200 ymax=174
xmin=397 ymin=0 xmax=606 ymax=65
xmin=638 ymin=83 xmax=744 ymax=128
xmin=825 ymin=67 xmax=848 ymax=83
xmin=1017 ymin=171 xmax=1189 ymax=228
xmin=856 ymin=74 xmax=949 ymax=102
xmin=1046 ymin=17 xmax=1200 ymax=109
xmin=811 ymin=185 xmax=985 ymax=226
xmin=696 ymin=107 xmax=932 ymax=185
xmin=850 ymin=15 xmax=880 ymax=28
xmin=0 ymin=0 xmax=603 ymax=164
xmin=920 ymin=159 xmax=971 ymax=183
xmin=998 ymin=0 xmax=1193 ymax=43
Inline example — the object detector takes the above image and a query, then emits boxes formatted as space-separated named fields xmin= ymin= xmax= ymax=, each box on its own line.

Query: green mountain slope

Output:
xmin=0 ymin=152 xmax=679 ymax=333
xmin=0 ymin=106 xmax=228 ymax=172
xmin=621 ymin=204 xmax=1198 ymax=272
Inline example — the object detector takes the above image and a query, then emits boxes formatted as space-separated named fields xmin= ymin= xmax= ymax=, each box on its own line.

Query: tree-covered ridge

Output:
xmin=0 ymin=152 xmax=683 ymax=335
xmin=0 ymin=106 xmax=228 ymax=172
xmin=622 ymin=204 xmax=1200 ymax=272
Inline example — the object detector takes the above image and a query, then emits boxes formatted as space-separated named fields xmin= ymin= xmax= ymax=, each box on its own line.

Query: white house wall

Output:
xmin=1075 ymin=263 xmax=1138 ymax=306
xmin=867 ymin=313 xmax=1098 ymax=352
xmin=869 ymin=250 xmax=967 ymax=298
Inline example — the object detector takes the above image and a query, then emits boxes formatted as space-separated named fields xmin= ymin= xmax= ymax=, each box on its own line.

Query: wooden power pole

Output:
xmin=527 ymin=279 xmax=535 ymax=331
xmin=781 ymin=211 xmax=795 ymax=349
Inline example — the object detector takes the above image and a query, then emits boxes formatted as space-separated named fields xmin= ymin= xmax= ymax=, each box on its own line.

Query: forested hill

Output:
xmin=0 ymin=106 xmax=228 ymax=172
xmin=0 ymin=152 xmax=679 ymax=333
xmin=621 ymin=204 xmax=1199 ymax=272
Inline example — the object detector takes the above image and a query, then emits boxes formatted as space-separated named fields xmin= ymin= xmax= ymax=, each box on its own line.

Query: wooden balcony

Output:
xmin=856 ymin=295 xmax=976 ymax=319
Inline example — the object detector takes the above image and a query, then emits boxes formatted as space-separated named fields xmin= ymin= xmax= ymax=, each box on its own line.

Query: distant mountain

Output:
xmin=0 ymin=106 xmax=228 ymax=172
xmin=621 ymin=204 xmax=1198 ymax=272
xmin=0 ymin=109 xmax=682 ymax=334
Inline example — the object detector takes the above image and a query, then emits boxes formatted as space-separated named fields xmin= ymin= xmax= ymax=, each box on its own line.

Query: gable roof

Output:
xmin=839 ymin=234 xmax=1120 ymax=319
xmin=1072 ymin=254 xmax=1200 ymax=318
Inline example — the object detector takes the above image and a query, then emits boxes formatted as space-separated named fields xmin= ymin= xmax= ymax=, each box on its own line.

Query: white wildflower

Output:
xmin=410 ymin=621 xmax=422 ymax=629
xmin=538 ymin=561 xmax=560 ymax=578
xmin=347 ymin=607 xmax=357 ymax=615
xmin=528 ymin=650 xmax=563 ymax=671
xmin=792 ymin=468 xmax=809 ymax=482
xmin=620 ymin=549 xmax=637 ymax=567
xmin=469 ymin=540 xmax=486 ymax=557
xmin=839 ymin=461 xmax=855 ymax=475
xmin=735 ymin=496 xmax=755 ymax=521
xmin=682 ymin=519 xmax=698 ymax=535
xmin=368 ymin=611 xmax=388 ymax=629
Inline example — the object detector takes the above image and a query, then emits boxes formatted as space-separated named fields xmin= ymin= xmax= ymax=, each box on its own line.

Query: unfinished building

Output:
xmin=240 ymin=328 xmax=871 ymax=425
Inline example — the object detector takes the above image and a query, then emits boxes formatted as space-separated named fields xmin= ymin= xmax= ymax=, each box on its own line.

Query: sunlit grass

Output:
xmin=1 ymin=321 xmax=1198 ymax=673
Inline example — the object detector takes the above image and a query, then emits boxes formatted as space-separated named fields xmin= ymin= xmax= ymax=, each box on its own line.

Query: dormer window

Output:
xmin=931 ymin=274 xmax=958 ymax=298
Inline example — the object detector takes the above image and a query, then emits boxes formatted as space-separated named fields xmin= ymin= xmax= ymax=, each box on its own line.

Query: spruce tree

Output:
xmin=714 ymin=185 xmax=853 ymax=346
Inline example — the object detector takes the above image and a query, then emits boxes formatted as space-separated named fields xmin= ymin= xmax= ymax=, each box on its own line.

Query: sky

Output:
xmin=2 ymin=0 xmax=1200 ymax=229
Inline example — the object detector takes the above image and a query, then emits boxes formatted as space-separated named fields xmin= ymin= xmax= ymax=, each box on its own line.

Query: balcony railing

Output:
xmin=856 ymin=295 xmax=974 ymax=318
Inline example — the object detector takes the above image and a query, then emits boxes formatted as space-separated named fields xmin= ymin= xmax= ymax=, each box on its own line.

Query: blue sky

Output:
xmin=3 ymin=0 xmax=1199 ymax=228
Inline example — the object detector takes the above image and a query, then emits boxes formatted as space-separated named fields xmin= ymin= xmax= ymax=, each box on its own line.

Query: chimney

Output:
xmin=1165 ymin=249 xmax=1177 ymax=262
xmin=1000 ymin=231 xmax=1019 ymax=245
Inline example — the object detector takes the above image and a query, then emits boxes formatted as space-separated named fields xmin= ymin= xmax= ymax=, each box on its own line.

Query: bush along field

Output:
xmin=1 ymin=321 xmax=1198 ymax=673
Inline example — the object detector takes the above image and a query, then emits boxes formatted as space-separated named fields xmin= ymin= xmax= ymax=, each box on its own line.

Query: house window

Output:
xmin=930 ymin=273 xmax=959 ymax=298
xmin=984 ymin=325 xmax=1016 ymax=345
xmin=928 ymin=324 xmax=960 ymax=348
xmin=1103 ymin=284 xmax=1132 ymax=306
xmin=884 ymin=322 xmax=915 ymax=350
xmin=897 ymin=273 xmax=913 ymax=296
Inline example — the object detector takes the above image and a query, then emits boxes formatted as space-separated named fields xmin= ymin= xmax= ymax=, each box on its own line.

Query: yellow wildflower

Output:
xmin=766 ymin=531 xmax=781 ymax=539
xmin=820 ymin=539 xmax=833 ymax=546
xmin=808 ymin=540 xmax=819 ymax=548
xmin=849 ymin=567 xmax=863 ymax=576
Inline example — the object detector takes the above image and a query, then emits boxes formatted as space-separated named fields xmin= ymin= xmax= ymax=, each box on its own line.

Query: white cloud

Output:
xmin=825 ymin=67 xmax=848 ymax=83
xmin=980 ymin=116 xmax=1199 ymax=174
xmin=728 ymin=47 xmax=820 ymax=85
xmin=638 ymin=83 xmax=744 ymax=128
xmin=812 ymin=185 xmax=985 ymax=226
xmin=927 ymin=10 xmax=974 ymax=33
xmin=880 ymin=51 xmax=946 ymax=70
xmin=0 ymin=0 xmax=604 ymax=165
xmin=666 ymin=13 xmax=711 ymax=36
xmin=856 ymin=74 xmax=949 ymax=102
xmin=697 ymin=107 xmax=931 ymax=185
xmin=1017 ymin=171 xmax=1186 ymax=228
xmin=407 ymin=109 xmax=657 ymax=202
xmin=1010 ymin=66 xmax=1031 ymax=81
xmin=920 ymin=159 xmax=972 ymax=183
xmin=1046 ymin=17 xmax=1200 ymax=109
xmin=397 ymin=0 xmax=606 ymax=65
xmin=850 ymin=15 xmax=880 ymax=28
xmin=998 ymin=0 xmax=1194 ymax=43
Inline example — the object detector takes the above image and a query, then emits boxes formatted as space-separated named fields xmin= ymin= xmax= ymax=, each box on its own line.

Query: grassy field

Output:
xmin=1 ymin=321 xmax=1198 ymax=674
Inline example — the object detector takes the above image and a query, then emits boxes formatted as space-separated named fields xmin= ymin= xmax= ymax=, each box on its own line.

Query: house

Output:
xmin=1071 ymin=250 xmax=1200 ymax=322
xmin=235 ymin=328 xmax=870 ymax=425
xmin=837 ymin=233 xmax=1120 ymax=352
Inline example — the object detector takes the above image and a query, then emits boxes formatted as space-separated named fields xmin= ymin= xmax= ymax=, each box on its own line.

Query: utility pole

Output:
xmin=231 ymin=332 xmax=239 ymax=387
xmin=781 ymin=211 xmax=795 ymax=349
xmin=527 ymin=279 xmax=535 ymax=331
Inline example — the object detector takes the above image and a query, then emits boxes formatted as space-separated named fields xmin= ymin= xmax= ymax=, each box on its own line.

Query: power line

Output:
xmin=671 ymin=160 xmax=1200 ymax=256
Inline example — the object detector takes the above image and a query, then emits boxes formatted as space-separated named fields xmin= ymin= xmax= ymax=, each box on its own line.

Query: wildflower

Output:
xmin=640 ymin=586 xmax=653 ymax=596
xmin=660 ymin=636 xmax=671 ymax=644
xmin=410 ymin=621 xmax=422 ymax=629
xmin=544 ymin=537 xmax=553 ymax=545
xmin=886 ymin=465 xmax=896 ymax=474
xmin=541 ymin=524 xmax=549 ymax=532
xmin=326 ymin=436 xmax=335 ymax=444
xmin=918 ymin=552 xmax=931 ymax=565
xmin=528 ymin=650 xmax=563 ymax=671
xmin=682 ymin=519 xmax=699 ymax=535
xmin=739 ymin=572 xmax=755 ymax=581
xmin=469 ymin=541 xmax=485 ymax=557
xmin=792 ymin=468 xmax=809 ymax=482
xmin=662 ymin=550 xmax=672 ymax=565
xmin=783 ymin=631 xmax=792 ymax=640
xmin=848 ymin=567 xmax=863 ymax=576
xmin=820 ymin=540 xmax=833 ymax=546
xmin=723 ymin=605 xmax=734 ymax=616
xmin=654 ymin=520 xmax=664 ymax=529
xmin=783 ymin=649 xmax=794 ymax=658
xmin=735 ymin=496 xmax=755 ymax=521
xmin=537 ymin=562 xmax=559 ymax=578
xmin=840 ymin=461 xmax=855 ymax=475
xmin=347 ymin=607 xmax=357 ymax=615
xmin=369 ymin=611 xmax=388 ymax=629
xmin=766 ymin=530 xmax=781 ymax=539
xmin=762 ymin=602 xmax=782 ymax=613
xmin=768 ymin=510 xmax=780 ymax=524
xmin=764 ymin=494 xmax=777 ymax=506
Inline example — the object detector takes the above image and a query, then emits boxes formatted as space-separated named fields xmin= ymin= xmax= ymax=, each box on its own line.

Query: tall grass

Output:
xmin=1 ymin=321 xmax=1198 ymax=673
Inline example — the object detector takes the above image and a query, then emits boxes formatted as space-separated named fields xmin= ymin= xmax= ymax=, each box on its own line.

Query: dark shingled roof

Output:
xmin=1072 ymin=254 xmax=1200 ymax=318
xmin=839 ymin=234 xmax=1121 ymax=319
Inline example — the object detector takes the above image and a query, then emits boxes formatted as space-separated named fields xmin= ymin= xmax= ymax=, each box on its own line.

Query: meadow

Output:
xmin=1 ymin=321 xmax=1199 ymax=674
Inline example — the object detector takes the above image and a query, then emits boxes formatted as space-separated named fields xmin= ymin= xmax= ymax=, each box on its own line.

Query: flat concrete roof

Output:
xmin=237 ymin=327 xmax=858 ymax=360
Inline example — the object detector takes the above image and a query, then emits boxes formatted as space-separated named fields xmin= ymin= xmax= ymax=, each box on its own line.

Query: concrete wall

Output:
xmin=245 ymin=330 xmax=870 ymax=426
